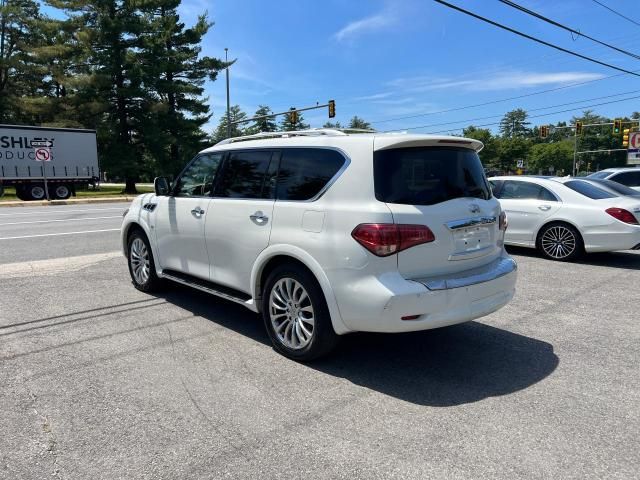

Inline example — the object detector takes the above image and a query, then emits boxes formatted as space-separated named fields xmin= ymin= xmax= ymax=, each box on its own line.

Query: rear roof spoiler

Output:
xmin=373 ymin=134 xmax=484 ymax=153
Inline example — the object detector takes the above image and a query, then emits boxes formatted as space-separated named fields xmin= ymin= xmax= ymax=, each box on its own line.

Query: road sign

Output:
xmin=627 ymin=132 xmax=640 ymax=165
xmin=34 ymin=147 xmax=51 ymax=162
xmin=516 ymin=159 xmax=524 ymax=168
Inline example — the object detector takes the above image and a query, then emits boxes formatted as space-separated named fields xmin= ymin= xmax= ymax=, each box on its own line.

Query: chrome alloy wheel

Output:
xmin=269 ymin=278 xmax=315 ymax=350
xmin=541 ymin=225 xmax=576 ymax=259
xmin=130 ymin=238 xmax=150 ymax=285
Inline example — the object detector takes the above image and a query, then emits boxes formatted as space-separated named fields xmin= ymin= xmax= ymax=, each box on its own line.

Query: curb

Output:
xmin=0 ymin=196 xmax=138 ymax=208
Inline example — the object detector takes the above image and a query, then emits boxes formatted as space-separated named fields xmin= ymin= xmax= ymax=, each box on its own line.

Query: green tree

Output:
xmin=49 ymin=0 xmax=149 ymax=192
xmin=529 ymin=141 xmax=573 ymax=174
xmin=463 ymin=125 xmax=497 ymax=166
xmin=347 ymin=115 xmax=371 ymax=130
xmin=211 ymin=105 xmax=248 ymax=143
xmin=280 ymin=109 xmax=309 ymax=131
xmin=496 ymin=136 xmax=531 ymax=172
xmin=245 ymin=105 xmax=277 ymax=134
xmin=138 ymin=2 xmax=226 ymax=177
xmin=323 ymin=121 xmax=342 ymax=128
xmin=499 ymin=108 xmax=531 ymax=138
xmin=0 ymin=0 xmax=46 ymax=123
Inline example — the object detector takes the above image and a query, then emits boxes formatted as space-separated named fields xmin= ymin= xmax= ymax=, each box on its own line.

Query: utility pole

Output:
xmin=1 ymin=0 xmax=6 ymax=71
xmin=572 ymin=127 xmax=578 ymax=176
xmin=225 ymin=48 xmax=231 ymax=139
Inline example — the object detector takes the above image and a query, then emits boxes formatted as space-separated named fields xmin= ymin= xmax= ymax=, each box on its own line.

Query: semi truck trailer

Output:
xmin=0 ymin=124 xmax=99 ymax=200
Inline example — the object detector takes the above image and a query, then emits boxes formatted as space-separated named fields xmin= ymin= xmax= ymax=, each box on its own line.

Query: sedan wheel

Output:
xmin=539 ymin=224 xmax=581 ymax=261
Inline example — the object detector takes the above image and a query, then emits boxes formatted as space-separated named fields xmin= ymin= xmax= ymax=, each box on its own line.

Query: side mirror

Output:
xmin=154 ymin=176 xmax=171 ymax=196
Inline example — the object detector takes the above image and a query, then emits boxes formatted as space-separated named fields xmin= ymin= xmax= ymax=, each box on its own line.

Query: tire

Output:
xmin=53 ymin=184 xmax=71 ymax=200
xmin=261 ymin=263 xmax=339 ymax=361
xmin=15 ymin=186 xmax=29 ymax=201
xmin=28 ymin=184 xmax=47 ymax=201
xmin=537 ymin=222 xmax=583 ymax=261
xmin=127 ymin=229 xmax=163 ymax=292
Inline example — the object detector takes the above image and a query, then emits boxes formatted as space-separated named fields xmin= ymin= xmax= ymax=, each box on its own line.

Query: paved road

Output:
xmin=0 ymin=202 xmax=129 ymax=264
xmin=1 ymin=203 xmax=639 ymax=479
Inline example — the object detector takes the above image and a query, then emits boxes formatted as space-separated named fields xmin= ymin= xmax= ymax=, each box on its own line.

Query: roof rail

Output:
xmin=215 ymin=128 xmax=350 ymax=145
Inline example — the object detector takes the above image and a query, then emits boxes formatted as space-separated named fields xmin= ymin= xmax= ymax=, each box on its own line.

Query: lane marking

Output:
xmin=0 ymin=215 xmax=122 ymax=226
xmin=0 ymin=207 xmax=128 ymax=217
xmin=0 ymin=251 xmax=122 ymax=277
xmin=0 ymin=228 xmax=121 ymax=241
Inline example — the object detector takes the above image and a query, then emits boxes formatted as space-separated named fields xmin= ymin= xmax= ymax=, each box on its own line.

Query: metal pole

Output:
xmin=572 ymin=128 xmax=578 ymax=176
xmin=42 ymin=162 xmax=50 ymax=201
xmin=0 ymin=0 xmax=6 ymax=71
xmin=225 ymin=48 xmax=231 ymax=139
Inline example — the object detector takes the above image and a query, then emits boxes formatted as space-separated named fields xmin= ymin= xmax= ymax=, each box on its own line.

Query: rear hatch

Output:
xmin=373 ymin=140 xmax=502 ymax=278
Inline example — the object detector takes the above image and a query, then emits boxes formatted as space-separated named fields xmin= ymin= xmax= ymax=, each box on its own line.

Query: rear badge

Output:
xmin=469 ymin=203 xmax=480 ymax=214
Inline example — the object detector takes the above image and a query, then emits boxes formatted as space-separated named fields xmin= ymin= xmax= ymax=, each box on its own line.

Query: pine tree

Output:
xmin=323 ymin=121 xmax=342 ymax=128
xmin=138 ymin=2 xmax=226 ymax=176
xmin=245 ymin=105 xmax=277 ymax=134
xmin=499 ymin=108 xmax=531 ymax=138
xmin=0 ymin=0 xmax=45 ymax=123
xmin=211 ymin=105 xmax=248 ymax=143
xmin=348 ymin=116 xmax=371 ymax=130
xmin=48 ymin=0 xmax=148 ymax=193
xmin=280 ymin=110 xmax=309 ymax=131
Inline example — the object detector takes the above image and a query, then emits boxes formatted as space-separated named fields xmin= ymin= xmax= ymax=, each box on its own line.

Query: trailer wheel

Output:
xmin=53 ymin=184 xmax=71 ymax=200
xmin=15 ymin=186 xmax=28 ymax=201
xmin=28 ymin=184 xmax=47 ymax=201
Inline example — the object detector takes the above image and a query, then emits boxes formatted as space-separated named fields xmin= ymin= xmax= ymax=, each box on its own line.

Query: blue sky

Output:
xmin=41 ymin=0 xmax=640 ymax=134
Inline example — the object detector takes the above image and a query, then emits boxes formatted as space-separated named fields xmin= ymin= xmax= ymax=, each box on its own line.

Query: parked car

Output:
xmin=122 ymin=130 xmax=517 ymax=360
xmin=489 ymin=176 xmax=640 ymax=261
xmin=578 ymin=178 xmax=640 ymax=198
xmin=587 ymin=167 xmax=640 ymax=191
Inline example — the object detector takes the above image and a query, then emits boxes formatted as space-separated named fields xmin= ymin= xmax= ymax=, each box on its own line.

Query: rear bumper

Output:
xmin=332 ymin=254 xmax=517 ymax=333
xmin=583 ymin=224 xmax=640 ymax=252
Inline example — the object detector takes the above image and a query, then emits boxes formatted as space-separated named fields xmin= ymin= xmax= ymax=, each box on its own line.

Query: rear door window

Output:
xmin=564 ymin=180 xmax=615 ymax=199
xmin=215 ymin=150 xmax=275 ymax=199
xmin=276 ymin=148 xmax=345 ymax=201
xmin=495 ymin=180 xmax=557 ymax=201
xmin=374 ymin=147 xmax=491 ymax=205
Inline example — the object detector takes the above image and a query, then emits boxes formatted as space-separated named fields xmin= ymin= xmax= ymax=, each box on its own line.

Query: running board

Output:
xmin=161 ymin=269 xmax=252 ymax=306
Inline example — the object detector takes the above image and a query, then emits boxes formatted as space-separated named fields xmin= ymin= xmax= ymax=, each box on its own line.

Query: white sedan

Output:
xmin=489 ymin=176 xmax=640 ymax=261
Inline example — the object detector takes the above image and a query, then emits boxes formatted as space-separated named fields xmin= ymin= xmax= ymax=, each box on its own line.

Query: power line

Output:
xmin=395 ymin=93 xmax=640 ymax=134
xmin=498 ymin=0 xmax=640 ymax=60
xmin=385 ymin=88 xmax=640 ymax=132
xmin=591 ymin=0 xmax=640 ymax=28
xmin=370 ymin=68 xmax=637 ymax=125
xmin=433 ymin=0 xmax=640 ymax=77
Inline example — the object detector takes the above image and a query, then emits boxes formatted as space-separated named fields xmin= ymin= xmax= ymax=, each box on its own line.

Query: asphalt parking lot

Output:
xmin=1 ymin=203 xmax=639 ymax=479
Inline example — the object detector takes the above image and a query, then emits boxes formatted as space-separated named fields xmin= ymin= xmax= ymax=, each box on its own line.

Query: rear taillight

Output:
xmin=605 ymin=208 xmax=639 ymax=225
xmin=351 ymin=223 xmax=435 ymax=257
xmin=499 ymin=211 xmax=508 ymax=231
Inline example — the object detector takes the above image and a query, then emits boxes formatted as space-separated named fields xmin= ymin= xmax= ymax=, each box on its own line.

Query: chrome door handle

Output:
xmin=250 ymin=211 xmax=268 ymax=224
xmin=538 ymin=205 xmax=551 ymax=211
xmin=191 ymin=207 xmax=205 ymax=216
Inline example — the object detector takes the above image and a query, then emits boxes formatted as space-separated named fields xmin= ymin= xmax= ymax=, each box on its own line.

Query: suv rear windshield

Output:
xmin=374 ymin=147 xmax=491 ymax=205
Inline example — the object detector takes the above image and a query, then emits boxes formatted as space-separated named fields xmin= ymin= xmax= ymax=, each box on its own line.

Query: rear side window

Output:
xmin=587 ymin=171 xmax=611 ymax=180
xmin=216 ymin=150 xmax=275 ymax=199
xmin=374 ymin=147 xmax=491 ymax=205
xmin=612 ymin=171 xmax=640 ymax=187
xmin=591 ymin=179 xmax=640 ymax=197
xmin=496 ymin=180 xmax=557 ymax=201
xmin=276 ymin=148 xmax=345 ymax=201
xmin=564 ymin=180 xmax=615 ymax=199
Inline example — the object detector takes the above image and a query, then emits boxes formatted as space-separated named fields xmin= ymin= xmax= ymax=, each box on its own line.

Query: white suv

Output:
xmin=587 ymin=167 xmax=640 ymax=191
xmin=121 ymin=130 xmax=517 ymax=360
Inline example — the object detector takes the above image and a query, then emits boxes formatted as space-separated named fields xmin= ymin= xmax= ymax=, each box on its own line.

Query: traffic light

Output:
xmin=613 ymin=119 xmax=622 ymax=134
xmin=328 ymin=99 xmax=336 ymax=118
xmin=288 ymin=107 xmax=298 ymax=124
xmin=623 ymin=128 xmax=630 ymax=147
xmin=575 ymin=121 xmax=583 ymax=135
xmin=539 ymin=125 xmax=548 ymax=138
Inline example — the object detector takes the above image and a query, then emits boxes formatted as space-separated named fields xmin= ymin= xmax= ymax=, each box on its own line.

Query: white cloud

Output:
xmin=334 ymin=12 xmax=395 ymax=42
xmin=386 ymin=71 xmax=606 ymax=93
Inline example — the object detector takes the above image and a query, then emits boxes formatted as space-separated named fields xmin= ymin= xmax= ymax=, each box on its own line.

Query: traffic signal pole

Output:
xmin=229 ymin=101 xmax=336 ymax=126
